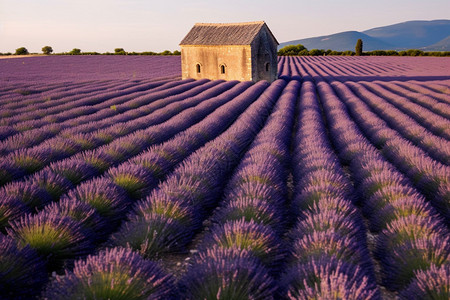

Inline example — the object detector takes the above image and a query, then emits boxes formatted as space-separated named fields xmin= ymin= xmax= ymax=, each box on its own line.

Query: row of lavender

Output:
xmin=0 ymin=55 xmax=181 ymax=84
xmin=1 ymin=55 xmax=449 ymax=298
xmin=293 ymin=56 xmax=450 ymax=224
xmin=292 ymin=56 xmax=449 ymax=299
xmin=0 ymin=79 xmax=265 ymax=232
xmin=0 ymin=79 xmax=228 ymax=185
xmin=317 ymin=77 xmax=449 ymax=297
xmin=279 ymin=56 xmax=449 ymax=298
xmin=0 ymin=78 xmax=202 ymax=152
xmin=0 ymin=78 xmax=277 ymax=298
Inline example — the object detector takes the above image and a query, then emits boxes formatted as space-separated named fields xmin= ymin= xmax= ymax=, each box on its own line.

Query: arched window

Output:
xmin=220 ymin=64 xmax=226 ymax=74
xmin=265 ymin=62 xmax=270 ymax=72
xmin=196 ymin=64 xmax=201 ymax=73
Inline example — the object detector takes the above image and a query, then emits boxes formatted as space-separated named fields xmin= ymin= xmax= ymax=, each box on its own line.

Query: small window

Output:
xmin=220 ymin=64 xmax=226 ymax=74
xmin=196 ymin=64 xmax=201 ymax=73
xmin=265 ymin=63 xmax=270 ymax=72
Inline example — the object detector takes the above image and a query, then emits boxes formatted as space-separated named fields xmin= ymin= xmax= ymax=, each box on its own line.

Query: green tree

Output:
xmin=114 ymin=48 xmax=126 ymax=55
xmin=42 ymin=46 xmax=53 ymax=55
xmin=277 ymin=44 xmax=307 ymax=56
xmin=15 ymin=47 xmax=29 ymax=55
xmin=309 ymin=49 xmax=324 ymax=56
xmin=355 ymin=39 xmax=363 ymax=56
xmin=69 ymin=48 xmax=81 ymax=55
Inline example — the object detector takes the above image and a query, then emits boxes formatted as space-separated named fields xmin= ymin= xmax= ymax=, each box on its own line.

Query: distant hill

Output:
xmin=422 ymin=36 xmax=450 ymax=51
xmin=279 ymin=31 xmax=394 ymax=52
xmin=279 ymin=20 xmax=450 ymax=51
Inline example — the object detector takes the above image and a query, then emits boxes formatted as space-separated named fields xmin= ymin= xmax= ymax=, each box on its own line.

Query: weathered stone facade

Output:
xmin=180 ymin=22 xmax=278 ymax=82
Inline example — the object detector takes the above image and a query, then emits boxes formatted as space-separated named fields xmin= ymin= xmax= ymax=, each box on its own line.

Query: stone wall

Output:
xmin=251 ymin=28 xmax=278 ymax=82
xmin=181 ymin=45 xmax=252 ymax=81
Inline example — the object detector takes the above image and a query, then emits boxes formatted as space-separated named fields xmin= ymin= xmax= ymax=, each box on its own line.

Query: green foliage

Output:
xmin=160 ymin=50 xmax=172 ymax=55
xmin=15 ymin=47 xmax=29 ymax=55
xmin=172 ymin=50 xmax=181 ymax=55
xmin=69 ymin=48 xmax=81 ymax=55
xmin=278 ymin=44 xmax=307 ymax=56
xmin=355 ymin=39 xmax=363 ymax=56
xmin=309 ymin=49 xmax=325 ymax=56
xmin=114 ymin=48 xmax=126 ymax=55
xmin=42 ymin=46 xmax=53 ymax=55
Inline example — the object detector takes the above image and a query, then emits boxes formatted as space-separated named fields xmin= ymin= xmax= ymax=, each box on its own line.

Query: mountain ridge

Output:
xmin=279 ymin=20 xmax=450 ymax=51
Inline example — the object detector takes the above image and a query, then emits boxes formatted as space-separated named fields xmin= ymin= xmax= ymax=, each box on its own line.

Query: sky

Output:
xmin=0 ymin=0 xmax=449 ymax=53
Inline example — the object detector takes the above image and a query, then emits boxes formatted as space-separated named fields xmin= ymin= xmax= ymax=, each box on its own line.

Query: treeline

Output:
xmin=0 ymin=47 xmax=181 ymax=56
xmin=278 ymin=44 xmax=450 ymax=57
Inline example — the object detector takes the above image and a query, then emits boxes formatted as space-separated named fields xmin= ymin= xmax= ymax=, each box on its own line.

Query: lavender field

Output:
xmin=0 ymin=55 xmax=449 ymax=299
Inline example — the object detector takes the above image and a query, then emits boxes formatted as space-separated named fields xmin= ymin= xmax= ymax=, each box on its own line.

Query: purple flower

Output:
xmin=180 ymin=246 xmax=277 ymax=300
xmin=40 ymin=197 xmax=106 ymax=240
xmin=200 ymin=219 xmax=285 ymax=269
xmin=7 ymin=213 xmax=93 ymax=270
xmin=290 ymin=230 xmax=368 ymax=269
xmin=43 ymin=247 xmax=177 ymax=299
xmin=1 ymin=181 xmax=51 ymax=210
xmin=292 ymin=209 xmax=363 ymax=242
xmin=107 ymin=163 xmax=157 ymax=199
xmin=30 ymin=169 xmax=74 ymax=201
xmin=400 ymin=263 xmax=449 ymax=300
xmin=75 ymin=149 xmax=115 ymax=172
xmin=381 ymin=235 xmax=449 ymax=291
xmin=0 ymin=195 xmax=30 ymax=232
xmin=133 ymin=191 xmax=198 ymax=227
xmin=281 ymin=256 xmax=380 ymax=299
xmin=10 ymin=148 xmax=49 ymax=174
xmin=109 ymin=213 xmax=191 ymax=259
xmin=0 ymin=234 xmax=47 ymax=299
xmin=212 ymin=196 xmax=285 ymax=233
xmin=49 ymin=159 xmax=98 ymax=185
xmin=64 ymin=177 xmax=129 ymax=222
xmin=0 ymin=160 xmax=25 ymax=185
xmin=376 ymin=214 xmax=448 ymax=258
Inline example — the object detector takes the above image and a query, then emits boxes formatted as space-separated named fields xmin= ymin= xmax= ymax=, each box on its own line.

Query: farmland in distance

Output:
xmin=0 ymin=55 xmax=449 ymax=299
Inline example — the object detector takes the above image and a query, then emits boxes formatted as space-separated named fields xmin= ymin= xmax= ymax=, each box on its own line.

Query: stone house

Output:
xmin=179 ymin=21 xmax=278 ymax=82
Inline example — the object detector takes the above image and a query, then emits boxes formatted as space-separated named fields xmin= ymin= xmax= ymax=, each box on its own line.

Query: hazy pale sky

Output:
xmin=1 ymin=0 xmax=449 ymax=53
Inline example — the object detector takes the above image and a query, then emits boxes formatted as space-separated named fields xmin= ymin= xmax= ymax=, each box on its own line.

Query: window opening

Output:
xmin=220 ymin=64 xmax=226 ymax=74
xmin=265 ymin=63 xmax=270 ymax=72
xmin=196 ymin=64 xmax=201 ymax=73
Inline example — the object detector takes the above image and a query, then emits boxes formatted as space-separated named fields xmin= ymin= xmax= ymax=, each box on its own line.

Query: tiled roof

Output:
xmin=180 ymin=21 xmax=278 ymax=45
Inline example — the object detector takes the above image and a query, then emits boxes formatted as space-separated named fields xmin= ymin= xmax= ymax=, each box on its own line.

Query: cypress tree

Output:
xmin=355 ymin=39 xmax=363 ymax=56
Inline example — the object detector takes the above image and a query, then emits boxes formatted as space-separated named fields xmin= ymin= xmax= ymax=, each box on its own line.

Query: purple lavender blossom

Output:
xmin=109 ymin=213 xmax=191 ymax=259
xmin=180 ymin=246 xmax=277 ymax=300
xmin=49 ymin=159 xmax=99 ymax=185
xmin=200 ymin=219 xmax=285 ymax=269
xmin=1 ymin=181 xmax=51 ymax=210
xmin=0 ymin=234 xmax=47 ymax=299
xmin=43 ymin=247 xmax=177 ymax=299
xmin=64 ymin=177 xmax=129 ymax=222
xmin=30 ymin=169 xmax=74 ymax=201
xmin=281 ymin=256 xmax=380 ymax=300
xmin=400 ymin=263 xmax=449 ymax=300
xmin=40 ymin=197 xmax=106 ymax=240
xmin=107 ymin=163 xmax=157 ymax=199
xmin=0 ymin=195 xmax=30 ymax=232
xmin=381 ymin=235 xmax=449 ymax=290
xmin=7 ymin=213 xmax=93 ymax=270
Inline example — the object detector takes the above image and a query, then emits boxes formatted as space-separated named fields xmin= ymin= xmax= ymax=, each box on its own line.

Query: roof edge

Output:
xmin=194 ymin=21 xmax=265 ymax=26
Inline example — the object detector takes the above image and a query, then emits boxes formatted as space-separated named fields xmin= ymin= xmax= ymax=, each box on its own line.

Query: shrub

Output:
xmin=180 ymin=246 xmax=277 ymax=299
xmin=42 ymin=46 xmax=53 ymax=55
xmin=43 ymin=247 xmax=177 ymax=299
xmin=15 ymin=47 xmax=28 ymax=55
xmin=278 ymin=44 xmax=307 ymax=56
xmin=0 ymin=234 xmax=47 ymax=299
